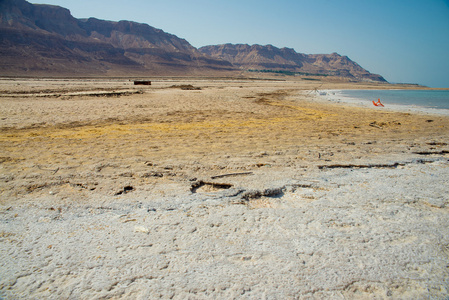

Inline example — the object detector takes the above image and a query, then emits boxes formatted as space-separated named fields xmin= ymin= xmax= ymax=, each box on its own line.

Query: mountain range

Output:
xmin=0 ymin=0 xmax=386 ymax=82
xmin=199 ymin=44 xmax=386 ymax=82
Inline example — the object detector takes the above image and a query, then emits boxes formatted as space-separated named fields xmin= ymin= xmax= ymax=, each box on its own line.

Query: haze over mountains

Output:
xmin=0 ymin=0 xmax=386 ymax=82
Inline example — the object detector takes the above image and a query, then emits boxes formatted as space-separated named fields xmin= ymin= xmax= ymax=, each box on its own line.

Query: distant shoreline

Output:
xmin=2 ymin=75 xmax=449 ymax=89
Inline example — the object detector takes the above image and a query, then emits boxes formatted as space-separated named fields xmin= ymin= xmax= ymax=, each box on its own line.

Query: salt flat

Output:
xmin=1 ymin=78 xmax=448 ymax=299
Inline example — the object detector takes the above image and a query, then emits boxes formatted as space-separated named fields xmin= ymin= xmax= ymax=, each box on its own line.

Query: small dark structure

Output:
xmin=134 ymin=80 xmax=151 ymax=86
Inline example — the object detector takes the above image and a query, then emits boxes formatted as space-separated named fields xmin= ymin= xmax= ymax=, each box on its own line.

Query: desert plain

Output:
xmin=0 ymin=77 xmax=448 ymax=299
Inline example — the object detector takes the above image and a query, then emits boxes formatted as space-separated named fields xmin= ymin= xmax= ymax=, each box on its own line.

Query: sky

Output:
xmin=31 ymin=0 xmax=449 ymax=88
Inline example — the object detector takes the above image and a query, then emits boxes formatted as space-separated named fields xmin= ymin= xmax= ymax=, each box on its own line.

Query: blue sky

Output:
xmin=31 ymin=0 xmax=449 ymax=87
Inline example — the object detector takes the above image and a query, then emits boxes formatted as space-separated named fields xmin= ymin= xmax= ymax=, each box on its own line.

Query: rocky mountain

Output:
xmin=0 ymin=0 xmax=234 ymax=76
xmin=199 ymin=44 xmax=386 ymax=82
xmin=0 ymin=0 xmax=386 ymax=81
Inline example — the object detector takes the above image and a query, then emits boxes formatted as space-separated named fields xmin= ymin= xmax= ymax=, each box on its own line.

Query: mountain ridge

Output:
xmin=199 ymin=43 xmax=386 ymax=82
xmin=0 ymin=0 xmax=234 ymax=76
xmin=0 ymin=0 xmax=386 ymax=81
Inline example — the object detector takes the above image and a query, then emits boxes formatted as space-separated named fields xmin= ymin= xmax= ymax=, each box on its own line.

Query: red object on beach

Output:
xmin=372 ymin=99 xmax=384 ymax=107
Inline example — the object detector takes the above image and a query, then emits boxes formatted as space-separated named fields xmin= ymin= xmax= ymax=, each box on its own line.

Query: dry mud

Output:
xmin=0 ymin=78 xmax=448 ymax=299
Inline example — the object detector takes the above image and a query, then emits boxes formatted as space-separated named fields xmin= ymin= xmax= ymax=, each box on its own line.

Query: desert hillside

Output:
xmin=199 ymin=43 xmax=386 ymax=82
xmin=0 ymin=0 xmax=234 ymax=76
xmin=1 ymin=0 xmax=385 ymax=81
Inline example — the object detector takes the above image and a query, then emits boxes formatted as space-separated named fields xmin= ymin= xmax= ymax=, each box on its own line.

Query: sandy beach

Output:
xmin=1 ymin=78 xmax=448 ymax=299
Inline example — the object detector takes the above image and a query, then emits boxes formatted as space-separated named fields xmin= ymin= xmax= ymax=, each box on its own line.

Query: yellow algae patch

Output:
xmin=265 ymin=100 xmax=337 ymax=118
xmin=0 ymin=115 xmax=308 ymax=143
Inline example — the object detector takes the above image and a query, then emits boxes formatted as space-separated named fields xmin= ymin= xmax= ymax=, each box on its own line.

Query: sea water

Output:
xmin=339 ymin=89 xmax=449 ymax=110
xmin=326 ymin=90 xmax=449 ymax=114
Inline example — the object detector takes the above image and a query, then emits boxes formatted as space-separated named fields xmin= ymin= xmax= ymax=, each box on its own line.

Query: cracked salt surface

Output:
xmin=1 ymin=160 xmax=448 ymax=299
